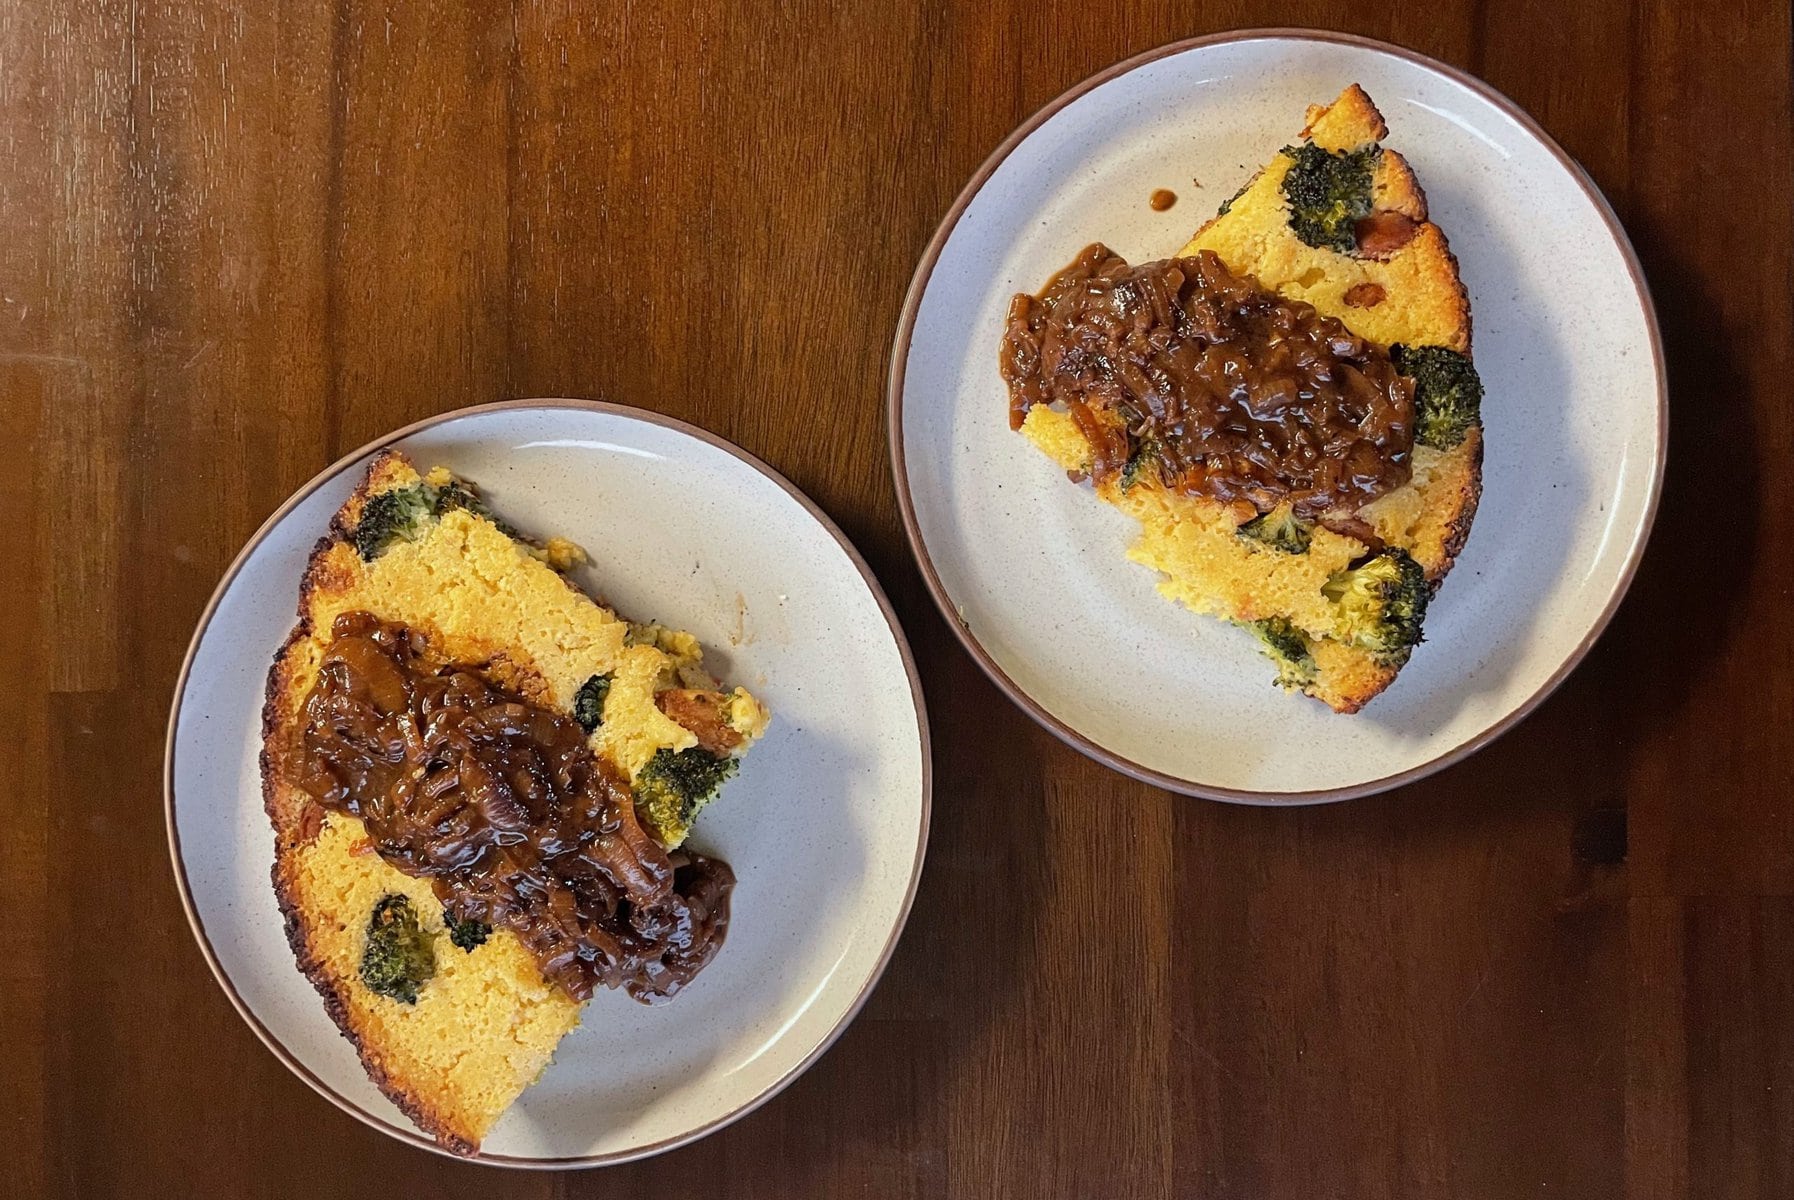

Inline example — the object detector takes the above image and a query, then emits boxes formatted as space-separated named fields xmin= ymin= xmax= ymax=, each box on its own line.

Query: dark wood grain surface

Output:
xmin=5 ymin=2 xmax=1791 ymax=1196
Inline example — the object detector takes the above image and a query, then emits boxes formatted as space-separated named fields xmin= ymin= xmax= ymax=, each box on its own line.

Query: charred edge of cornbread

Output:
xmin=1195 ymin=86 xmax=1480 ymax=702
xmin=1434 ymin=430 xmax=1485 ymax=589
xmin=262 ymin=449 xmax=771 ymax=1152
xmin=260 ymin=459 xmax=486 ymax=1153
xmin=1309 ymin=86 xmax=1480 ymax=592
xmin=268 ymin=858 xmax=480 ymax=1156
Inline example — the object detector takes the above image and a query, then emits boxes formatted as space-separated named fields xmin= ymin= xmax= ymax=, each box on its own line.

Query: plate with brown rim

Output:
xmin=167 ymin=400 xmax=931 ymax=1164
xmin=888 ymin=30 xmax=1664 ymax=801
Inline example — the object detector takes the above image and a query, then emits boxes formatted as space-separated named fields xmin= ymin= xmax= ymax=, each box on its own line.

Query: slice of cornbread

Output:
xmin=260 ymin=450 xmax=769 ymax=1154
xmin=1019 ymin=85 xmax=1483 ymax=712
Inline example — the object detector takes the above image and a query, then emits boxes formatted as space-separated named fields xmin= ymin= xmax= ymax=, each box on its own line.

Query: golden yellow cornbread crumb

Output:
xmin=284 ymin=816 xmax=582 ymax=1150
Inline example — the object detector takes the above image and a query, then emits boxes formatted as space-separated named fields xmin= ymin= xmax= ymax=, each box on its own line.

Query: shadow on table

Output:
xmin=1289 ymin=229 xmax=1754 ymax=855
xmin=1582 ymin=225 xmax=1757 ymax=750
xmin=1374 ymin=222 xmax=1755 ymax=830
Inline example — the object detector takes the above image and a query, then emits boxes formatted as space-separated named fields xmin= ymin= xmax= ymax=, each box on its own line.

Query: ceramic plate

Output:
xmin=167 ymin=401 xmax=931 ymax=1165
xmin=890 ymin=30 xmax=1664 ymax=801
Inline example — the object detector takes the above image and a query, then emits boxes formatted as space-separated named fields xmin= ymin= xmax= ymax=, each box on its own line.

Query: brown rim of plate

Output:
xmin=885 ymin=28 xmax=1668 ymax=805
xmin=164 ymin=398 xmax=935 ymax=1168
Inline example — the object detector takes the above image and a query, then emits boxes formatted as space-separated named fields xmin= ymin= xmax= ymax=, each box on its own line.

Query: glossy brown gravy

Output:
xmin=1000 ymin=244 xmax=1415 ymax=519
xmin=282 ymin=611 xmax=732 ymax=1004
xmin=1149 ymin=188 xmax=1178 ymax=211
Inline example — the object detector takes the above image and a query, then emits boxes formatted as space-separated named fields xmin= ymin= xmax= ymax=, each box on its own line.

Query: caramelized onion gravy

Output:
xmin=1000 ymin=244 xmax=1415 ymax=518
xmin=282 ymin=611 xmax=732 ymax=1004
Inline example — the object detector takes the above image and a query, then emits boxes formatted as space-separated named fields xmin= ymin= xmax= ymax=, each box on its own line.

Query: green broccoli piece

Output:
xmin=1237 ymin=506 xmax=1313 ymax=554
xmin=352 ymin=475 xmax=528 ymax=560
xmin=352 ymin=484 xmax=436 ymax=560
xmin=633 ymin=746 xmax=739 ymax=845
xmin=1280 ymin=142 xmax=1379 ymax=253
xmin=360 ymin=895 xmax=436 ymax=1003
xmin=1119 ymin=438 xmax=1159 ymax=493
xmin=1321 ymin=548 xmax=1429 ymax=666
xmin=1246 ymin=617 xmax=1317 ymax=690
xmin=431 ymin=477 xmax=522 ymax=537
xmin=1392 ymin=344 xmax=1484 ymax=449
xmin=572 ymin=674 xmax=612 ymax=733
xmin=430 ymin=478 xmax=488 ymax=519
xmin=443 ymin=907 xmax=490 ymax=952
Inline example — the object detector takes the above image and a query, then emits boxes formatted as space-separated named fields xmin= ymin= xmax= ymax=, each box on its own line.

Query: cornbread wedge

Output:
xmin=1015 ymin=85 xmax=1483 ymax=711
xmin=260 ymin=450 xmax=769 ymax=1154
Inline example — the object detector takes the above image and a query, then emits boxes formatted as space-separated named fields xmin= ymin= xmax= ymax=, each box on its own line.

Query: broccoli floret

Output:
xmin=431 ymin=479 xmax=475 ymax=514
xmin=1392 ymin=344 xmax=1483 ymax=449
xmin=1280 ymin=142 xmax=1379 ymax=253
xmin=1321 ymin=548 xmax=1429 ymax=666
xmin=430 ymin=478 xmax=489 ymax=519
xmin=572 ymin=674 xmax=612 ymax=733
xmin=352 ymin=476 xmax=526 ymax=560
xmin=633 ymin=746 xmax=739 ymax=845
xmin=360 ymin=895 xmax=436 ymax=1003
xmin=1246 ymin=617 xmax=1317 ymax=690
xmin=1119 ymin=438 xmax=1159 ymax=493
xmin=352 ymin=484 xmax=436 ymax=560
xmin=443 ymin=907 xmax=490 ymax=952
xmin=1237 ymin=505 xmax=1313 ymax=554
xmin=432 ymin=477 xmax=522 ymax=537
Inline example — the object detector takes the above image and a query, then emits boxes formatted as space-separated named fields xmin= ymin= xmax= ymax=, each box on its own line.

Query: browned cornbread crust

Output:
xmin=260 ymin=458 xmax=487 ymax=1152
xmin=260 ymin=451 xmax=769 ymax=1152
xmin=261 ymin=455 xmax=521 ymax=1153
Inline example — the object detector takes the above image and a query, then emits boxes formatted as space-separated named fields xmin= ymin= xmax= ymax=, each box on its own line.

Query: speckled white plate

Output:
xmin=167 ymin=401 xmax=931 ymax=1165
xmin=890 ymin=30 xmax=1665 ymax=801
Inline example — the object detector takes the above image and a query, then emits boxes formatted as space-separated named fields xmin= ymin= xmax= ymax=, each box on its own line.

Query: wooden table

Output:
xmin=7 ymin=2 xmax=1790 ymax=1196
